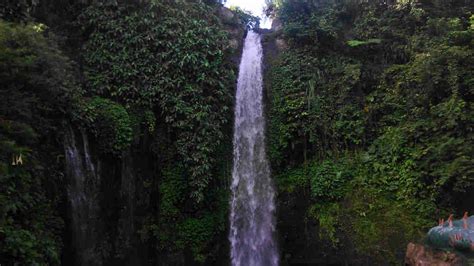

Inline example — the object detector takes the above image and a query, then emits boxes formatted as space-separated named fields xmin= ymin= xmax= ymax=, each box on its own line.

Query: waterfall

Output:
xmin=229 ymin=31 xmax=279 ymax=266
xmin=64 ymin=127 xmax=101 ymax=265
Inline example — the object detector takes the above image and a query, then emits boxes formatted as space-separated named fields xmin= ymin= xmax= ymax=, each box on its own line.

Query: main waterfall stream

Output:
xmin=229 ymin=31 xmax=279 ymax=266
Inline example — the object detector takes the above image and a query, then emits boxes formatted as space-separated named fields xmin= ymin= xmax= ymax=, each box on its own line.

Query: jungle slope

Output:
xmin=264 ymin=0 xmax=474 ymax=264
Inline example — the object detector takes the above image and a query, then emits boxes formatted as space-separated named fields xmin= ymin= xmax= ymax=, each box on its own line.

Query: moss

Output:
xmin=177 ymin=214 xmax=218 ymax=263
xmin=269 ymin=1 xmax=473 ymax=263
xmin=347 ymin=39 xmax=381 ymax=47
xmin=82 ymin=97 xmax=132 ymax=155
xmin=81 ymin=1 xmax=235 ymax=202
xmin=278 ymin=153 xmax=433 ymax=263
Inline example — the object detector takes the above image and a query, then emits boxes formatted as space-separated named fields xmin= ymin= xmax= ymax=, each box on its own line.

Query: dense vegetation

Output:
xmin=0 ymin=0 xmax=247 ymax=264
xmin=80 ymin=1 xmax=235 ymax=202
xmin=266 ymin=0 xmax=473 ymax=264
xmin=1 ymin=0 xmax=473 ymax=265
xmin=0 ymin=20 xmax=75 ymax=265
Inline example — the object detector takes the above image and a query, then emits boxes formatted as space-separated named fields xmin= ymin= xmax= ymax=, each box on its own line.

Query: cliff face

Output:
xmin=218 ymin=6 xmax=246 ymax=66
xmin=58 ymin=5 xmax=246 ymax=265
xmin=262 ymin=1 xmax=474 ymax=265
xmin=0 ymin=1 xmax=246 ymax=265
xmin=262 ymin=27 xmax=343 ymax=265
xmin=62 ymin=125 xmax=156 ymax=265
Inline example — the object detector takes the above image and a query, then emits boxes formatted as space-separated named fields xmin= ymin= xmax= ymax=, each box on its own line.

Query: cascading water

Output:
xmin=64 ymin=127 xmax=100 ymax=265
xmin=229 ymin=31 xmax=279 ymax=266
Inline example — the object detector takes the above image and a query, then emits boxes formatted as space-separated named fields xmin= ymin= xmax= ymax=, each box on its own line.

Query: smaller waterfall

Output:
xmin=64 ymin=127 xmax=101 ymax=266
xmin=229 ymin=31 xmax=279 ymax=266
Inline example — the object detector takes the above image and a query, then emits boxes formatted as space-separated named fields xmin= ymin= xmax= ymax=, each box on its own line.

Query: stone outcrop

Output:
xmin=405 ymin=243 xmax=466 ymax=266
xmin=218 ymin=6 xmax=236 ymax=24
xmin=215 ymin=6 xmax=246 ymax=66
xmin=271 ymin=18 xmax=283 ymax=32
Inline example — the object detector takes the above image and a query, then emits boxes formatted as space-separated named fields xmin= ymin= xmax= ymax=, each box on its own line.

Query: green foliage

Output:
xmin=143 ymin=110 xmax=156 ymax=133
xmin=344 ymin=186 xmax=428 ymax=264
xmin=141 ymin=165 xmax=228 ymax=263
xmin=277 ymin=0 xmax=351 ymax=46
xmin=276 ymin=157 xmax=353 ymax=200
xmin=0 ymin=142 xmax=62 ymax=265
xmin=0 ymin=20 xmax=81 ymax=129
xmin=81 ymin=97 xmax=132 ymax=155
xmin=269 ymin=0 xmax=474 ymax=263
xmin=278 ymin=152 xmax=434 ymax=263
xmin=367 ymin=36 xmax=474 ymax=204
xmin=308 ymin=203 xmax=341 ymax=247
xmin=73 ymin=1 xmax=236 ymax=262
xmin=176 ymin=214 xmax=219 ymax=263
xmin=2 ymin=0 xmax=238 ymax=263
xmin=0 ymin=0 xmax=34 ymax=22
xmin=310 ymin=159 xmax=352 ymax=201
xmin=347 ymin=38 xmax=381 ymax=47
xmin=0 ymin=20 xmax=70 ymax=265
xmin=268 ymin=50 xmax=365 ymax=167
xmin=276 ymin=166 xmax=308 ymax=193
xmin=159 ymin=166 xmax=187 ymax=221
xmin=81 ymin=1 xmax=235 ymax=202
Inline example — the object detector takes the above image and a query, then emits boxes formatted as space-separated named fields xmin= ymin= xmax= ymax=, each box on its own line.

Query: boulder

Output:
xmin=218 ymin=6 xmax=235 ymax=24
xmin=271 ymin=18 xmax=283 ymax=32
xmin=405 ymin=243 xmax=465 ymax=266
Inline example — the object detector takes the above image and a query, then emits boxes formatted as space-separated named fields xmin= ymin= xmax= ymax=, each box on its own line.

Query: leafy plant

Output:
xmin=310 ymin=159 xmax=352 ymax=201
xmin=81 ymin=1 xmax=235 ymax=202
xmin=81 ymin=97 xmax=132 ymax=155
xmin=268 ymin=0 xmax=474 ymax=263
xmin=0 ymin=20 xmax=69 ymax=265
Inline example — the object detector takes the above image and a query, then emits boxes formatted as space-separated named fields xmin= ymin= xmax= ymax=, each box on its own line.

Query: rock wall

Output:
xmin=63 ymin=125 xmax=155 ymax=265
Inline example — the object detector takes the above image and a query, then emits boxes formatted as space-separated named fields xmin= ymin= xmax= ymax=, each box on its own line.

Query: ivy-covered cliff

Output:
xmin=1 ymin=0 xmax=473 ymax=265
xmin=0 ymin=0 xmax=248 ymax=265
xmin=263 ymin=0 xmax=474 ymax=264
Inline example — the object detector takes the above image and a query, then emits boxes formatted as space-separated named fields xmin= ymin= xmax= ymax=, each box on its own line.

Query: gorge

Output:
xmin=1 ymin=0 xmax=473 ymax=265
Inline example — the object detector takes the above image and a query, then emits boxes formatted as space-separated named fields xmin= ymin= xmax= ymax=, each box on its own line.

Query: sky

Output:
xmin=224 ymin=0 xmax=272 ymax=28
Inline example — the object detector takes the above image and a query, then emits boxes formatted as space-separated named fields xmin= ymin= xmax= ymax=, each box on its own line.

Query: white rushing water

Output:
xmin=229 ymin=31 xmax=279 ymax=266
xmin=64 ymin=127 xmax=100 ymax=265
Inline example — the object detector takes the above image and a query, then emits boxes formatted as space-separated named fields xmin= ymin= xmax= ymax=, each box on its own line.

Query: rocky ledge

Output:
xmin=405 ymin=243 xmax=466 ymax=266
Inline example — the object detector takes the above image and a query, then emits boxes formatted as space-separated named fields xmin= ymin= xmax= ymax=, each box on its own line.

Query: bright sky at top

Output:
xmin=224 ymin=0 xmax=272 ymax=28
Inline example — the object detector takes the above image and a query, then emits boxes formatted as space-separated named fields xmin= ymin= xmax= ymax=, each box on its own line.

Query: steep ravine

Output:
xmin=4 ymin=1 xmax=472 ymax=265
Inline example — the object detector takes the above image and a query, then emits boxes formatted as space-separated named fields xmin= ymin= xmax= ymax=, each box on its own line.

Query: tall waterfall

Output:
xmin=229 ymin=31 xmax=279 ymax=266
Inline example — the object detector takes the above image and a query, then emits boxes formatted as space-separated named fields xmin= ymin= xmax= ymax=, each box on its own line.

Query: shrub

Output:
xmin=82 ymin=97 xmax=132 ymax=155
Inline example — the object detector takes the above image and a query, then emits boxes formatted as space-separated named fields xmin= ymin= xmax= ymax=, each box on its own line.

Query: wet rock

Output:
xmin=271 ymin=18 xmax=283 ymax=32
xmin=255 ymin=28 xmax=273 ymax=34
xmin=228 ymin=39 xmax=239 ymax=50
xmin=218 ymin=6 xmax=235 ymax=24
xmin=405 ymin=243 xmax=465 ymax=266
xmin=276 ymin=38 xmax=288 ymax=51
